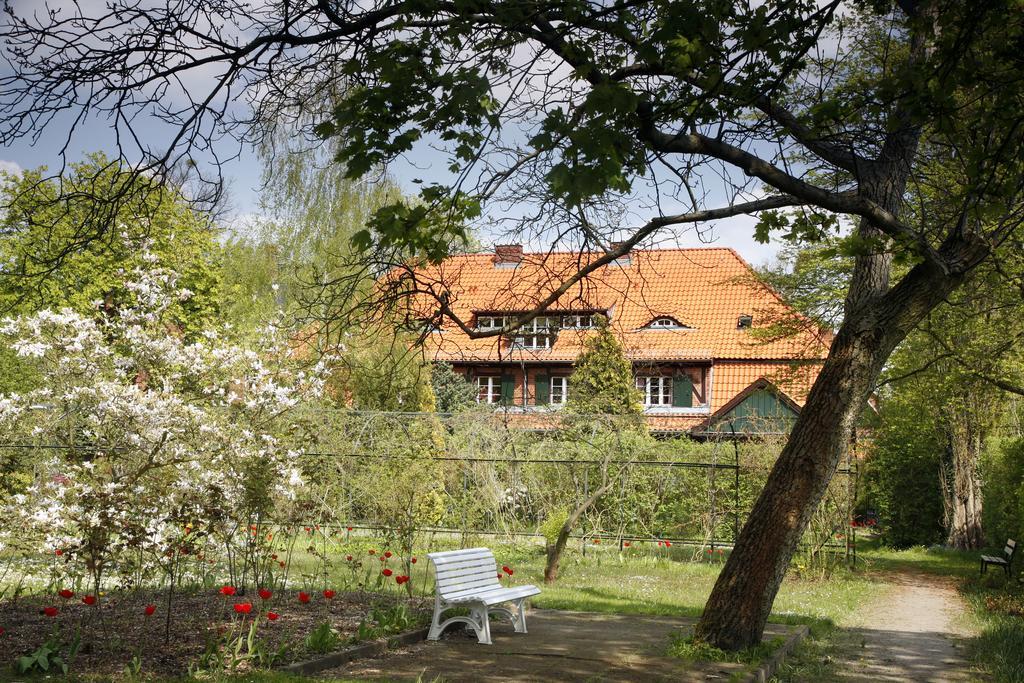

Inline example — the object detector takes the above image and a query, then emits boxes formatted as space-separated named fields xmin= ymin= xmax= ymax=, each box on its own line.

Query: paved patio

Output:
xmin=318 ymin=609 xmax=798 ymax=682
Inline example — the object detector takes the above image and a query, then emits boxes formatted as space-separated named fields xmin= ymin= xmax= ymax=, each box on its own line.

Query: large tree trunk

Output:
xmin=943 ymin=401 xmax=986 ymax=549
xmin=693 ymin=254 xmax=974 ymax=650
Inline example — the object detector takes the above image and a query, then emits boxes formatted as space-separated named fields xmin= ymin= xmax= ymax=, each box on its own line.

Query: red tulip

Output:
xmin=43 ymin=607 xmax=58 ymax=617
xmin=384 ymin=551 xmax=392 ymax=558
xmin=82 ymin=595 xmax=96 ymax=606
xmin=347 ymin=526 xmax=353 ymax=531
xmin=497 ymin=573 xmax=504 ymax=580
xmin=706 ymin=548 xmax=712 ymax=554
xmin=502 ymin=566 xmax=513 ymax=576
xmin=624 ymin=542 xmax=631 ymax=547
xmin=298 ymin=592 xmax=310 ymax=603
xmin=411 ymin=557 xmax=417 ymax=564
xmin=58 ymin=589 xmax=74 ymax=599
xmin=323 ymin=590 xmax=335 ymax=599
xmin=258 ymin=588 xmax=272 ymax=600
xmin=657 ymin=541 xmax=663 ymax=547
xmin=219 ymin=585 xmax=237 ymax=596
xmin=144 ymin=604 xmax=156 ymax=616
xmin=382 ymin=568 xmax=393 ymax=577
xmin=346 ymin=555 xmax=353 ymax=562
xmin=279 ymin=561 xmax=286 ymax=568
xmin=267 ymin=611 xmax=279 ymax=621
xmin=234 ymin=602 xmax=253 ymax=614
xmin=271 ymin=553 xmax=278 ymax=560
xmin=665 ymin=541 xmax=672 ymax=547
xmin=54 ymin=549 xmax=63 ymax=557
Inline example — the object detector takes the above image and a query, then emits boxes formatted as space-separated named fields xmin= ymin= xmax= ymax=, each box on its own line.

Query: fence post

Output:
xmin=582 ymin=466 xmax=589 ymax=557
xmin=733 ymin=435 xmax=741 ymax=542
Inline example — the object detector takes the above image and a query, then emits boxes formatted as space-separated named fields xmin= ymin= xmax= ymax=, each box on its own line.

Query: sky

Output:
xmin=0 ymin=0 xmax=791 ymax=271
xmin=0 ymin=129 xmax=786 ymax=269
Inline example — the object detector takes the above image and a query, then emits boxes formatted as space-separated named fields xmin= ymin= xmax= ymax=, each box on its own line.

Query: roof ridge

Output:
xmin=442 ymin=246 xmax=746 ymax=259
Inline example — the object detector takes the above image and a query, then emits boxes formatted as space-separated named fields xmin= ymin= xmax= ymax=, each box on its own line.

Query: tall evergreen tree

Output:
xmin=566 ymin=318 xmax=643 ymax=420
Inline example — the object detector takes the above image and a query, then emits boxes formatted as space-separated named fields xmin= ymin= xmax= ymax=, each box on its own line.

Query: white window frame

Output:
xmin=476 ymin=376 xmax=501 ymax=404
xmin=477 ymin=315 xmax=505 ymax=331
xmin=637 ymin=376 xmax=672 ymax=406
xmin=561 ymin=314 xmax=595 ymax=329
xmin=550 ymin=376 xmax=568 ymax=405
xmin=647 ymin=317 xmax=682 ymax=329
xmin=512 ymin=316 xmax=555 ymax=349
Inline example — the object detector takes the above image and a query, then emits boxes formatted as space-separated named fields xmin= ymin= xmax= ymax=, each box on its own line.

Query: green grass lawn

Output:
xmin=498 ymin=542 xmax=878 ymax=630
xmin=15 ymin=536 xmax=1024 ymax=682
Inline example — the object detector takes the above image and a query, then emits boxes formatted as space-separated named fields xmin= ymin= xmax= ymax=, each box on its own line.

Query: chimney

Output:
xmin=493 ymin=244 xmax=523 ymax=266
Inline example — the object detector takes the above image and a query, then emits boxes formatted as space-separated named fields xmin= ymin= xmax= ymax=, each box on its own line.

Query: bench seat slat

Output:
xmin=437 ymin=577 xmax=502 ymax=595
xmin=437 ymin=576 xmax=501 ymax=592
xmin=445 ymin=585 xmax=541 ymax=605
xmin=443 ymin=584 xmax=535 ymax=601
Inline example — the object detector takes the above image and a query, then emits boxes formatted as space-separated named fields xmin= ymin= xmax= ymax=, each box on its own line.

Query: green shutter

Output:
xmin=672 ymin=373 xmax=693 ymax=408
xmin=535 ymin=374 xmax=550 ymax=405
xmin=500 ymin=374 xmax=515 ymax=405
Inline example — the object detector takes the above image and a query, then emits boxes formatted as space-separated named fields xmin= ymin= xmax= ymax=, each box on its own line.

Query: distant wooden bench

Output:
xmin=427 ymin=547 xmax=541 ymax=645
xmin=981 ymin=539 xmax=1016 ymax=577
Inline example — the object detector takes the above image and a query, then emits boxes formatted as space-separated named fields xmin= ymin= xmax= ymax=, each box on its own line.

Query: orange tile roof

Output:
xmin=710 ymin=361 xmax=818 ymax=410
xmin=413 ymin=247 xmax=830 ymax=365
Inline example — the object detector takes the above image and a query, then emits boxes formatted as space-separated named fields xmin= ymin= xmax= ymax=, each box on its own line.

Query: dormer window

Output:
xmin=511 ymin=316 xmax=556 ymax=349
xmin=737 ymin=314 xmax=753 ymax=329
xmin=561 ymin=313 xmax=600 ymax=329
xmin=644 ymin=316 xmax=686 ymax=330
xmin=477 ymin=315 xmax=506 ymax=330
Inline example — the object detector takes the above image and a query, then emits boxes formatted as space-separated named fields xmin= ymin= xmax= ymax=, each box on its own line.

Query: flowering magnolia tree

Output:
xmin=0 ymin=255 xmax=332 ymax=597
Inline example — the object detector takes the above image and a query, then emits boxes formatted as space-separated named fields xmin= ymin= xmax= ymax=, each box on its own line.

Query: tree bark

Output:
xmin=943 ymin=401 xmax=986 ymax=550
xmin=544 ymin=525 xmax=571 ymax=583
xmin=693 ymin=253 xmax=978 ymax=650
xmin=544 ymin=471 xmax=619 ymax=583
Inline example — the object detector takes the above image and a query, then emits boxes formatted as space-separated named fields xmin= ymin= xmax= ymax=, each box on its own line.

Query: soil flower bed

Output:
xmin=0 ymin=588 xmax=431 ymax=677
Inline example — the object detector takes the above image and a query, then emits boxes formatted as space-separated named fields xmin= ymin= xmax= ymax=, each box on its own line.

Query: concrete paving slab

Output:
xmin=317 ymin=609 xmax=798 ymax=682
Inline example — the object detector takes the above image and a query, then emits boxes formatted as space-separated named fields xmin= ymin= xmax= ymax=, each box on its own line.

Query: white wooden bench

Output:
xmin=427 ymin=547 xmax=540 ymax=645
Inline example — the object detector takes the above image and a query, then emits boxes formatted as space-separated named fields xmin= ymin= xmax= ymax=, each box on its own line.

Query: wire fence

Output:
xmin=0 ymin=410 xmax=861 ymax=564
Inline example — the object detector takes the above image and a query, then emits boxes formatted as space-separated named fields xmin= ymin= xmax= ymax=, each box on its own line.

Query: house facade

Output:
xmin=414 ymin=245 xmax=829 ymax=434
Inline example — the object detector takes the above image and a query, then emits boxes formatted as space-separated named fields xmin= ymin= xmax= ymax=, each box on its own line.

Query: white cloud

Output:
xmin=0 ymin=159 xmax=23 ymax=177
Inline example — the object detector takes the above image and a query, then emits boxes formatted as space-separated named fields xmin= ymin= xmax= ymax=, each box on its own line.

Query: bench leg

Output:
xmin=428 ymin=601 xmax=493 ymax=645
xmin=514 ymin=599 xmax=528 ymax=633
xmin=476 ymin=604 xmax=492 ymax=645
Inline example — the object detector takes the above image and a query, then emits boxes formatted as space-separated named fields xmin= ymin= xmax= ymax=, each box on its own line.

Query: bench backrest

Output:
xmin=1006 ymin=539 xmax=1017 ymax=562
xmin=428 ymin=547 xmax=502 ymax=600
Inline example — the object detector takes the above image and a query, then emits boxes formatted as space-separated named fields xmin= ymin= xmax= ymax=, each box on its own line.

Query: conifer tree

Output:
xmin=566 ymin=317 xmax=643 ymax=420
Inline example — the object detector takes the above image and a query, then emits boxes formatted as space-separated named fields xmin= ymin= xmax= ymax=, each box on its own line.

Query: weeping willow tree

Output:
xmin=220 ymin=107 xmax=403 ymax=339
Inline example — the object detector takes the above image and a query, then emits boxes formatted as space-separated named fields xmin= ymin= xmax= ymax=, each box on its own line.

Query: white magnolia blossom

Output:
xmin=0 ymin=256 xmax=332 ymax=583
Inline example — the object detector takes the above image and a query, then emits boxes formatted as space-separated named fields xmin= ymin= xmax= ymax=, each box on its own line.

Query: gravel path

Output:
xmin=833 ymin=571 xmax=978 ymax=681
